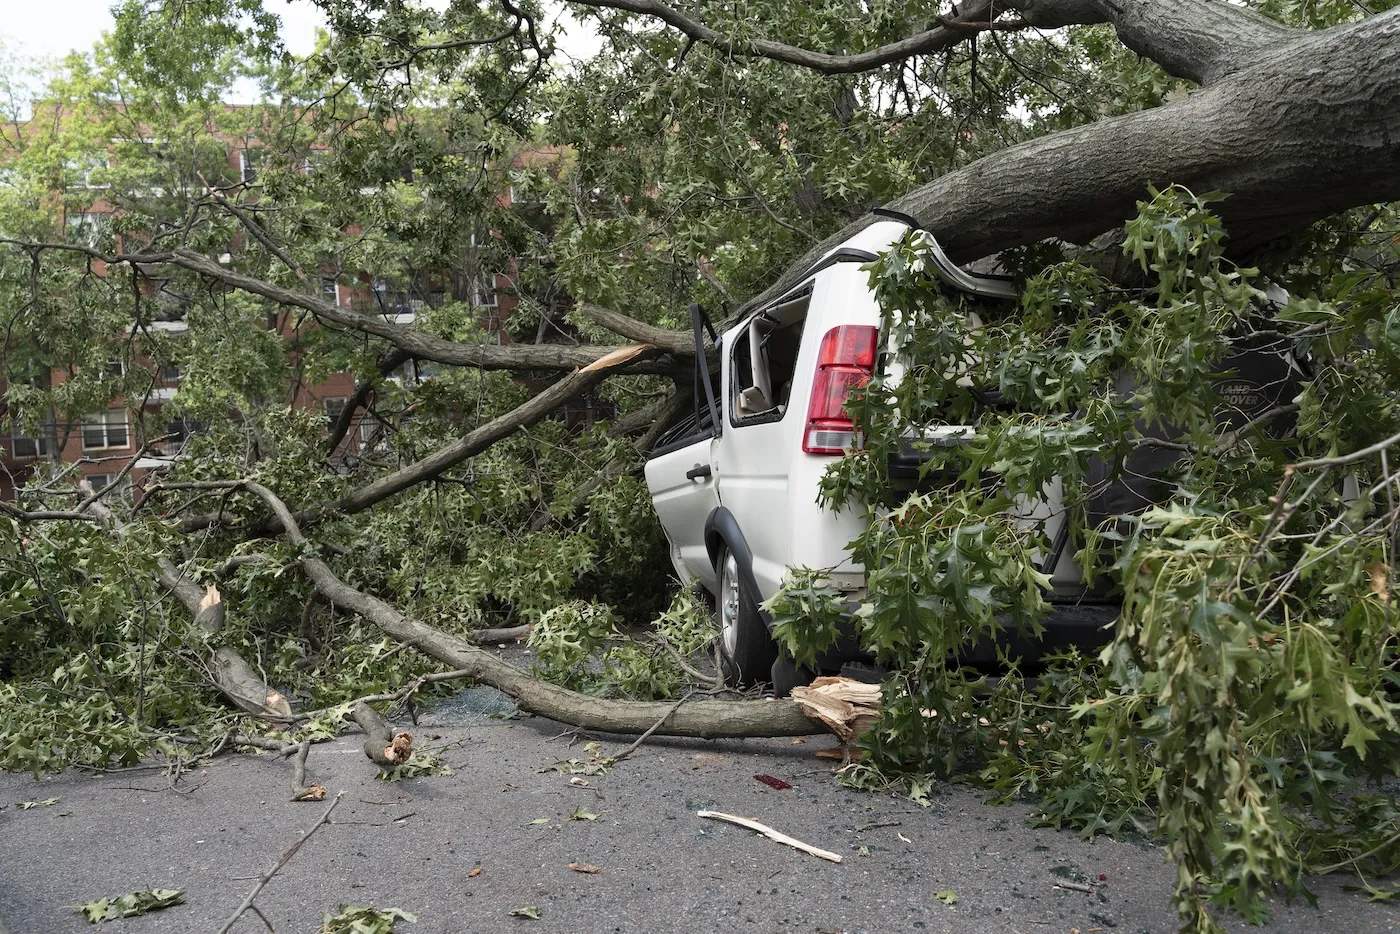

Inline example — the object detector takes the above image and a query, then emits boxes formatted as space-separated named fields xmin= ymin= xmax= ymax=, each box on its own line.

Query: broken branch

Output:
xmin=695 ymin=810 xmax=843 ymax=862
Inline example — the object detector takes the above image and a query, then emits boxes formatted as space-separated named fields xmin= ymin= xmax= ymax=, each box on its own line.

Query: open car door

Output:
xmin=643 ymin=305 xmax=725 ymax=593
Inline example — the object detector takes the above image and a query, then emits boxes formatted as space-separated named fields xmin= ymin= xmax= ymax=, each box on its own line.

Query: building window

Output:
xmin=239 ymin=149 xmax=262 ymax=184
xmin=160 ymin=417 xmax=202 ymax=455
xmin=66 ymin=213 xmax=109 ymax=247
xmin=106 ymin=358 xmax=126 ymax=378
xmin=319 ymin=277 xmax=339 ymax=307
xmin=7 ymin=422 xmax=48 ymax=459
xmin=160 ymin=363 xmax=181 ymax=384
xmin=64 ymin=154 xmax=110 ymax=189
xmin=474 ymin=275 xmax=502 ymax=340
xmin=358 ymin=417 xmax=380 ymax=447
xmin=84 ymin=473 xmax=131 ymax=502
xmin=472 ymin=274 xmax=500 ymax=311
xmin=82 ymin=410 xmax=129 ymax=451
xmin=324 ymin=398 xmax=347 ymax=430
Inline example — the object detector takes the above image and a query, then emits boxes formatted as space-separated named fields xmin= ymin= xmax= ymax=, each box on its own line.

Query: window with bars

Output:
xmin=82 ymin=410 xmax=129 ymax=451
xmin=473 ymin=275 xmax=502 ymax=341
xmin=358 ymin=417 xmax=381 ymax=447
xmin=472 ymin=274 xmax=500 ymax=312
xmin=324 ymin=398 xmax=348 ymax=430
xmin=162 ymin=417 xmax=193 ymax=453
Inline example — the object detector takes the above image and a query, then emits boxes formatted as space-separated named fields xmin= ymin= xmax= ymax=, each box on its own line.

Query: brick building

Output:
xmin=0 ymin=112 xmax=534 ymax=502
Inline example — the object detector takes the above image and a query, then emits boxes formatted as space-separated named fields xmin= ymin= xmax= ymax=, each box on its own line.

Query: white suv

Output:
xmin=644 ymin=220 xmax=1298 ymax=690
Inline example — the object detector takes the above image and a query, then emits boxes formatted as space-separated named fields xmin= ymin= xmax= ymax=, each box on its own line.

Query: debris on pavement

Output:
xmin=696 ymin=810 xmax=843 ymax=863
xmin=70 ymin=888 xmax=185 ymax=923
xmin=753 ymin=774 xmax=793 ymax=790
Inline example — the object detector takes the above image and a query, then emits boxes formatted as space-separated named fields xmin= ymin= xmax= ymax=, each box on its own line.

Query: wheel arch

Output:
xmin=703 ymin=506 xmax=773 ymax=629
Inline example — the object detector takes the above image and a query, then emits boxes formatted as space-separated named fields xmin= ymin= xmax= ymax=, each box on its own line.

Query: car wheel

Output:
xmin=716 ymin=547 xmax=777 ymax=686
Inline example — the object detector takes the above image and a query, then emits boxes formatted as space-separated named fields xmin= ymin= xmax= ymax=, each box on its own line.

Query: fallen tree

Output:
xmin=3 ymin=2 xmax=1399 ymax=930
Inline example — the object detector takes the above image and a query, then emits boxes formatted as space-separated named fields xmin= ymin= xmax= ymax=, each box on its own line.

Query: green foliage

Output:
xmin=376 ymin=750 xmax=452 ymax=782
xmin=71 ymin=888 xmax=185 ymax=923
xmin=2 ymin=9 xmax=1398 ymax=934
xmin=321 ymin=904 xmax=418 ymax=933
xmin=771 ymin=189 xmax=1400 ymax=933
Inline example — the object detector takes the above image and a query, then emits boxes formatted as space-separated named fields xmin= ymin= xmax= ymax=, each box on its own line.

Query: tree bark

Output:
xmin=742 ymin=8 xmax=1400 ymax=315
xmin=223 ymin=478 xmax=825 ymax=739
xmin=0 ymin=239 xmax=693 ymax=376
xmin=577 ymin=0 xmax=1006 ymax=74
xmin=304 ymin=558 xmax=822 ymax=737
xmin=175 ymin=350 xmax=658 ymax=534
xmin=325 ymin=348 xmax=412 ymax=455
xmin=167 ymin=248 xmax=688 ymax=375
xmin=74 ymin=499 xmax=285 ymax=716
xmin=1011 ymin=0 xmax=1296 ymax=85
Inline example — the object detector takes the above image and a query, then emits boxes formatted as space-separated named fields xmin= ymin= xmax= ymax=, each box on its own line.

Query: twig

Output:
xmin=644 ymin=632 xmax=723 ymax=689
xmin=229 ymin=734 xmax=321 ymax=800
xmin=696 ymin=810 xmax=843 ymax=863
xmin=215 ymin=792 xmax=342 ymax=934
xmin=1053 ymin=880 xmax=1094 ymax=893
xmin=1316 ymin=828 xmax=1400 ymax=874
xmin=610 ymin=689 xmax=696 ymax=764
xmin=854 ymin=820 xmax=902 ymax=832
xmin=1292 ymin=428 xmax=1400 ymax=470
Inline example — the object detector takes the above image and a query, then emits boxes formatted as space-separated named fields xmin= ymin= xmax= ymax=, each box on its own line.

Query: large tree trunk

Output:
xmin=740 ymin=5 xmax=1400 ymax=314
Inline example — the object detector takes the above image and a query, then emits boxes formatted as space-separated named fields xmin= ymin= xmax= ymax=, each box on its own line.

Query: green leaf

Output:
xmin=69 ymin=888 xmax=184 ymax=923
xmin=934 ymin=889 xmax=958 ymax=905
xmin=321 ymin=904 xmax=418 ymax=933
xmin=509 ymin=905 xmax=542 ymax=920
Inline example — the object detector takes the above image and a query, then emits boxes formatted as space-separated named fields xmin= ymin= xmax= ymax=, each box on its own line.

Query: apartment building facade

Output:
xmin=1 ymin=111 xmax=530 ymax=503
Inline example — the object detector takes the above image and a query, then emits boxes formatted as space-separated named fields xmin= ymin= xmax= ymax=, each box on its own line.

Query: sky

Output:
xmin=0 ymin=0 xmax=330 ymax=62
xmin=0 ymin=0 xmax=603 ymax=101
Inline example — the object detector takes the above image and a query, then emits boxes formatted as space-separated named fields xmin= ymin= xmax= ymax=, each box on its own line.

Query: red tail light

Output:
xmin=803 ymin=325 xmax=877 ymax=455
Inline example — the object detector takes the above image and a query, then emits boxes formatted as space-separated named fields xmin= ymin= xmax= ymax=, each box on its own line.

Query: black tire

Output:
xmin=716 ymin=547 xmax=777 ymax=686
xmin=770 ymin=654 xmax=816 ymax=698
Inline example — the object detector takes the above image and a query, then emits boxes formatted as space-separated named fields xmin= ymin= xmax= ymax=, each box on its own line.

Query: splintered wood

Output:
xmin=580 ymin=343 xmax=652 ymax=372
xmin=789 ymin=676 xmax=881 ymax=743
xmin=695 ymin=811 xmax=842 ymax=863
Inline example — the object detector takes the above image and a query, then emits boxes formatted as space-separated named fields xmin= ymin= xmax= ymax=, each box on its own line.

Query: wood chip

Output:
xmin=264 ymin=690 xmax=293 ymax=717
xmin=294 ymin=783 xmax=326 ymax=801
xmin=467 ymin=868 xmax=482 ymax=878
xmin=568 ymin=862 xmax=602 ymax=874
xmin=695 ymin=810 xmax=842 ymax=863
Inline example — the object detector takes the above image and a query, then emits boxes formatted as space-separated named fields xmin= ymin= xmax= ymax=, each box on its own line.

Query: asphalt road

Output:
xmin=0 ymin=686 xmax=1396 ymax=934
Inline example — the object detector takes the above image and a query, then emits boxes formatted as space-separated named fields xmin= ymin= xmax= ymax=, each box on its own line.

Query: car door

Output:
xmin=645 ymin=426 xmax=721 ymax=593
xmin=643 ymin=305 xmax=724 ymax=593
